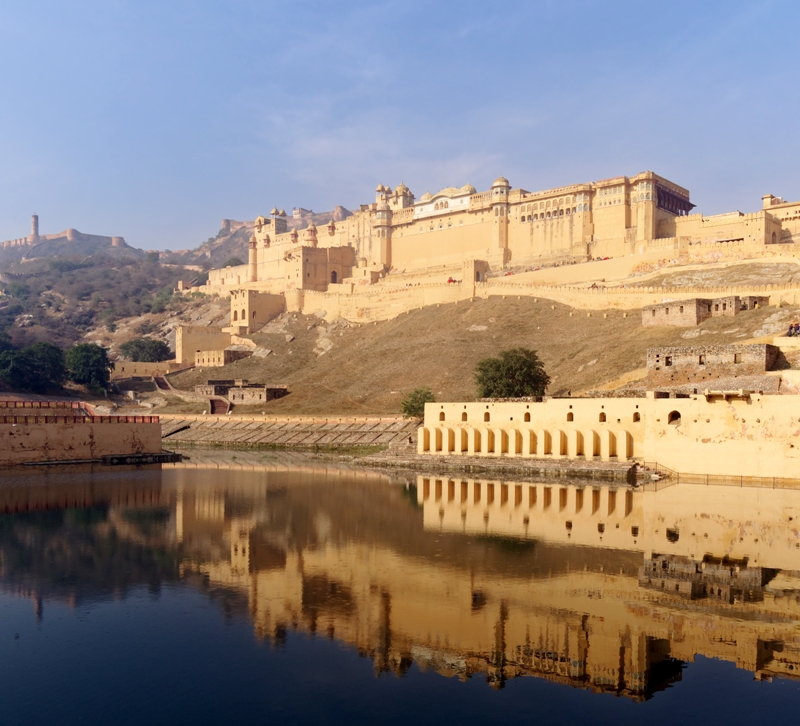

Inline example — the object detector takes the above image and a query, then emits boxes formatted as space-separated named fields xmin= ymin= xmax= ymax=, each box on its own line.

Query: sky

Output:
xmin=1 ymin=0 xmax=800 ymax=251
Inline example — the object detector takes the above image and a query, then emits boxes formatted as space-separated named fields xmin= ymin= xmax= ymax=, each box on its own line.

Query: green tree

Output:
xmin=474 ymin=348 xmax=550 ymax=398
xmin=0 ymin=342 xmax=66 ymax=392
xmin=401 ymin=387 xmax=435 ymax=418
xmin=222 ymin=257 xmax=244 ymax=268
xmin=119 ymin=337 xmax=172 ymax=362
xmin=66 ymin=343 xmax=111 ymax=390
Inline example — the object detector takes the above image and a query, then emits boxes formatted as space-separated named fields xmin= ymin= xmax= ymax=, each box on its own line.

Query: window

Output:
xmin=734 ymin=353 xmax=741 ymax=364
xmin=566 ymin=412 xmax=574 ymax=422
xmin=524 ymin=412 xmax=530 ymax=422
xmin=461 ymin=412 xmax=467 ymax=421
xmin=439 ymin=412 xmax=445 ymax=421
xmin=651 ymin=309 xmax=656 ymax=317
xmin=633 ymin=412 xmax=641 ymax=422
xmin=665 ymin=356 xmax=673 ymax=367
xmin=699 ymin=355 xmax=705 ymax=365
xmin=679 ymin=306 xmax=684 ymax=313
xmin=599 ymin=412 xmax=606 ymax=422
xmin=667 ymin=410 xmax=681 ymax=425
xmin=484 ymin=412 xmax=490 ymax=422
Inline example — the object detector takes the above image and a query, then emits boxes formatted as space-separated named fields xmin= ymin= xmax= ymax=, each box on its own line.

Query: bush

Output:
xmin=475 ymin=348 xmax=550 ymax=398
xmin=222 ymin=257 xmax=245 ymax=268
xmin=66 ymin=343 xmax=111 ymax=390
xmin=401 ymin=387 xmax=435 ymax=418
xmin=119 ymin=337 xmax=172 ymax=362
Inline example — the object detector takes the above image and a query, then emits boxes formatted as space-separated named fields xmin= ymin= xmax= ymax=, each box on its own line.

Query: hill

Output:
xmin=163 ymin=295 xmax=799 ymax=415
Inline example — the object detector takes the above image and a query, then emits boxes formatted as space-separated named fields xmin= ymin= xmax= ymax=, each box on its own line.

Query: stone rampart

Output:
xmin=0 ymin=414 xmax=162 ymax=465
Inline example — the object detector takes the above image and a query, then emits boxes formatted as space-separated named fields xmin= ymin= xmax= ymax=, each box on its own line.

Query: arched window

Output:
xmin=439 ymin=411 xmax=445 ymax=421
xmin=475 ymin=271 xmax=482 ymax=282
xmin=252 ymin=311 xmax=256 ymax=319
xmin=599 ymin=412 xmax=606 ymax=422
xmin=524 ymin=412 xmax=530 ymax=422
xmin=242 ymin=309 xmax=246 ymax=321
xmin=461 ymin=412 xmax=467 ymax=421
xmin=567 ymin=412 xmax=574 ymax=422
xmin=233 ymin=310 xmax=237 ymax=321
xmin=633 ymin=412 xmax=641 ymax=422
xmin=331 ymin=270 xmax=338 ymax=284
xmin=484 ymin=412 xmax=490 ymax=422
xmin=668 ymin=410 xmax=681 ymax=425
xmin=772 ymin=232 xmax=777 ymax=244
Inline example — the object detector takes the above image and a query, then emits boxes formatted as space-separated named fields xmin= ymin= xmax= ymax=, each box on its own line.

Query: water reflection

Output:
xmin=2 ymin=462 xmax=800 ymax=702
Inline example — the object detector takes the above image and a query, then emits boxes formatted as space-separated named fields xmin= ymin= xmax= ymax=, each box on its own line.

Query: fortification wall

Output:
xmin=111 ymin=361 xmax=186 ymax=379
xmin=0 ymin=416 xmax=162 ymax=465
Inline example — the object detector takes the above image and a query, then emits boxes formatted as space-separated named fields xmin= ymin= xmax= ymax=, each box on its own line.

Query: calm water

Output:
xmin=1 ymin=457 xmax=800 ymax=725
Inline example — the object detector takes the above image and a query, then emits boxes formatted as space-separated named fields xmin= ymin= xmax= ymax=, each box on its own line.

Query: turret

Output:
xmin=29 ymin=214 xmax=39 ymax=244
xmin=248 ymin=235 xmax=258 ymax=282
xmin=373 ymin=200 xmax=392 ymax=269
xmin=490 ymin=176 xmax=511 ymax=263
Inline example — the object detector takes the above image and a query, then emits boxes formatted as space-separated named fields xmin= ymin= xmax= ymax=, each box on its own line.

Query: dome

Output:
xmin=395 ymin=182 xmax=409 ymax=194
xmin=491 ymin=176 xmax=510 ymax=188
xmin=460 ymin=184 xmax=476 ymax=194
xmin=376 ymin=183 xmax=385 ymax=192
xmin=279 ymin=209 xmax=287 ymax=216
xmin=270 ymin=207 xmax=278 ymax=216
xmin=419 ymin=192 xmax=433 ymax=202
xmin=384 ymin=186 xmax=392 ymax=195
xmin=435 ymin=186 xmax=461 ymax=198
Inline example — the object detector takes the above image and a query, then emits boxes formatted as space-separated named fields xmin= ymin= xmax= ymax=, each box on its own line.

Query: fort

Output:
xmin=196 ymin=171 xmax=800 ymax=319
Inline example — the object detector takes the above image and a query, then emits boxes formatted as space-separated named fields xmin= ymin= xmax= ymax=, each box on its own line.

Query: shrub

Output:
xmin=401 ymin=387 xmax=435 ymax=418
xmin=475 ymin=348 xmax=550 ymax=398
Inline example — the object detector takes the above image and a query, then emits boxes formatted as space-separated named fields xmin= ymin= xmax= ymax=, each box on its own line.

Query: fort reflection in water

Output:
xmin=2 ymin=462 xmax=800 ymax=701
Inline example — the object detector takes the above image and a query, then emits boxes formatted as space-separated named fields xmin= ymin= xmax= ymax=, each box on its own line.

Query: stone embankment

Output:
xmin=359 ymin=444 xmax=636 ymax=483
xmin=160 ymin=414 xmax=419 ymax=448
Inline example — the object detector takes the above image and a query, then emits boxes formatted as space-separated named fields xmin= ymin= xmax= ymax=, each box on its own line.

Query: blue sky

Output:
xmin=1 ymin=0 xmax=799 ymax=251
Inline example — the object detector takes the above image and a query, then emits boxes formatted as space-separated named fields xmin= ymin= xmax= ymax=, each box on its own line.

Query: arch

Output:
xmin=439 ymin=411 xmax=445 ymax=421
xmin=242 ymin=309 xmax=246 ymax=321
xmin=476 ymin=271 xmax=482 ymax=282
xmin=772 ymin=231 xmax=777 ymax=244
xmin=667 ymin=410 xmax=681 ymax=425
xmin=567 ymin=412 xmax=574 ymax=422
xmin=331 ymin=270 xmax=338 ymax=284
xmin=447 ymin=428 xmax=456 ymax=453
xmin=538 ymin=430 xmax=552 ymax=456
xmin=484 ymin=411 xmax=490 ymax=422
xmin=252 ymin=311 xmax=256 ymax=319
xmin=434 ymin=428 xmax=443 ymax=452
xmin=599 ymin=412 xmax=606 ymax=422
xmin=633 ymin=412 xmax=641 ymax=422
xmin=472 ymin=429 xmax=482 ymax=454
xmin=486 ymin=429 xmax=495 ymax=454
xmin=497 ymin=430 xmax=509 ymax=455
xmin=421 ymin=428 xmax=431 ymax=452
xmin=514 ymin=430 xmax=523 ymax=455
xmin=461 ymin=411 xmax=468 ymax=421
xmin=233 ymin=310 xmax=238 ymax=321
xmin=459 ymin=429 xmax=468 ymax=453
xmin=524 ymin=412 xmax=531 ymax=422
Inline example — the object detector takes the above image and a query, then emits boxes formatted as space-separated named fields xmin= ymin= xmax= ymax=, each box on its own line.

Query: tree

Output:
xmin=119 ymin=337 xmax=172 ymax=362
xmin=401 ymin=387 xmax=435 ymax=418
xmin=222 ymin=257 xmax=244 ymax=268
xmin=474 ymin=348 xmax=550 ymax=398
xmin=66 ymin=343 xmax=111 ymax=390
xmin=0 ymin=342 xmax=66 ymax=392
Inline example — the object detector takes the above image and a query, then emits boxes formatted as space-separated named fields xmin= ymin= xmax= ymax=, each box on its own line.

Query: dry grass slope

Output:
xmin=167 ymin=296 xmax=800 ymax=416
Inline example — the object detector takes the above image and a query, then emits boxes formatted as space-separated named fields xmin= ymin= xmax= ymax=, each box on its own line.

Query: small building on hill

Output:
xmin=645 ymin=344 xmax=779 ymax=387
xmin=195 ymin=379 xmax=288 ymax=403
xmin=642 ymin=295 xmax=769 ymax=327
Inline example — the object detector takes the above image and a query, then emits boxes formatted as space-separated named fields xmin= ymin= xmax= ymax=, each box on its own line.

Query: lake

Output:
xmin=1 ymin=457 xmax=800 ymax=725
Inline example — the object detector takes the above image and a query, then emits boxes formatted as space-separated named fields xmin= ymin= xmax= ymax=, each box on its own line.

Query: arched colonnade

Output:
xmin=418 ymin=426 xmax=634 ymax=461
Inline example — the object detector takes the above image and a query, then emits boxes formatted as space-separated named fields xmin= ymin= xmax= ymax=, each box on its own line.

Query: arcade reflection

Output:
xmin=2 ymin=463 xmax=800 ymax=702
